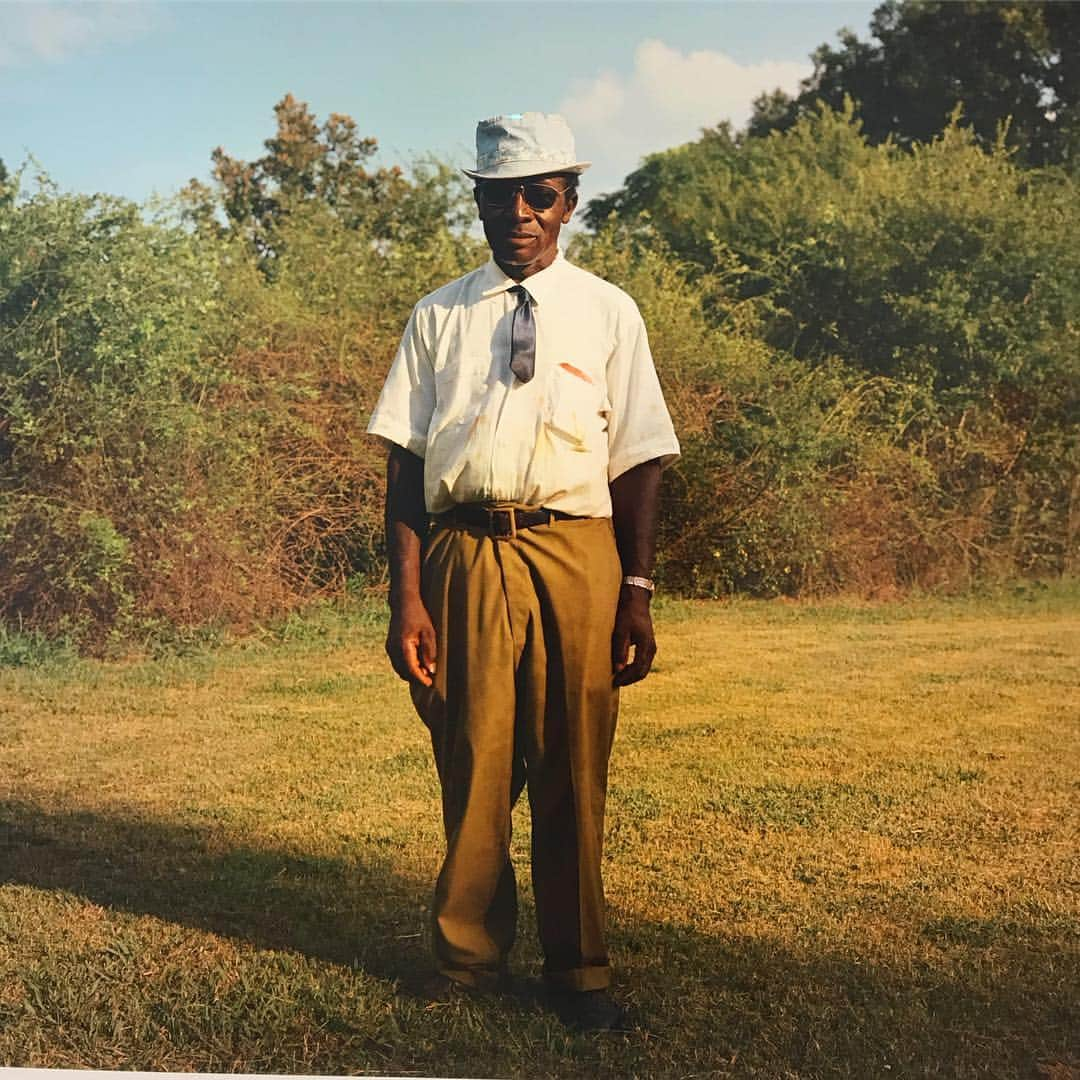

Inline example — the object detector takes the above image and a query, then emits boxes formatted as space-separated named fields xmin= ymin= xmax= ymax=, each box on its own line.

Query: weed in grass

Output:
xmin=0 ymin=622 xmax=78 ymax=668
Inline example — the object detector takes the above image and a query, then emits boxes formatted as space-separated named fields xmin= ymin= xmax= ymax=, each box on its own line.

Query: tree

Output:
xmin=592 ymin=105 xmax=1080 ymax=397
xmin=0 ymin=159 xmax=12 ymax=211
xmin=748 ymin=1 xmax=1080 ymax=169
xmin=182 ymin=93 xmax=472 ymax=276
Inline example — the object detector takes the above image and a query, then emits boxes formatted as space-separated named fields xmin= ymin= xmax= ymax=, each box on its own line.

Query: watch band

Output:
xmin=622 ymin=575 xmax=656 ymax=593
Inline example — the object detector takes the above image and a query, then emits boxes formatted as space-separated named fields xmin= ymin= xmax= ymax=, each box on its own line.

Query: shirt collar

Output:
xmin=479 ymin=247 xmax=567 ymax=305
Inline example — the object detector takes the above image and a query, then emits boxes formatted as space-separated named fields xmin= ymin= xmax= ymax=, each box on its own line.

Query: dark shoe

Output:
xmin=416 ymin=973 xmax=476 ymax=1003
xmin=549 ymin=989 xmax=633 ymax=1033
xmin=413 ymin=969 xmax=511 ymax=1003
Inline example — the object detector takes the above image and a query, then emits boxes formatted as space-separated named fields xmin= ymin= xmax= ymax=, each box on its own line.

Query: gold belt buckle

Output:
xmin=487 ymin=507 xmax=516 ymax=539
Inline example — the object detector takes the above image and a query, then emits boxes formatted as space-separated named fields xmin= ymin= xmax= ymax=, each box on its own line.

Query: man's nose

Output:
xmin=509 ymin=189 xmax=532 ymax=218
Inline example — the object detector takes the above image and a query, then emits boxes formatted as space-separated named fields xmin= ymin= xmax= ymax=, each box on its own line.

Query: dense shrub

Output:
xmin=1 ymin=115 xmax=483 ymax=653
xmin=202 ymin=194 xmax=483 ymax=605
xmin=580 ymin=107 xmax=1079 ymax=594
xmin=0 ymin=178 xmax=248 ymax=651
xmin=2 ymin=98 xmax=1076 ymax=652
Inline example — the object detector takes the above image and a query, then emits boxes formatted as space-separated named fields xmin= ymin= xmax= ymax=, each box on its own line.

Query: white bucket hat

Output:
xmin=462 ymin=112 xmax=591 ymax=181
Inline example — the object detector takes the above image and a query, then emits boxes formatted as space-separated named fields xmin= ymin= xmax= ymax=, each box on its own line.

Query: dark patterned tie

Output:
xmin=509 ymin=285 xmax=535 ymax=383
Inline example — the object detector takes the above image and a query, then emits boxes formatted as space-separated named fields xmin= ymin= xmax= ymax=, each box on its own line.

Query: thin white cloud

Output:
xmin=0 ymin=2 xmax=161 ymax=67
xmin=560 ymin=39 xmax=811 ymax=198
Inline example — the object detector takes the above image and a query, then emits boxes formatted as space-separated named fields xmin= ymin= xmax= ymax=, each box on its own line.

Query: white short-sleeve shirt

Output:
xmin=367 ymin=250 xmax=680 ymax=518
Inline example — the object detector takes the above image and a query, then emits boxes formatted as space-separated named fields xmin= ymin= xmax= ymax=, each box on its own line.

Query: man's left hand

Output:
xmin=611 ymin=586 xmax=656 ymax=686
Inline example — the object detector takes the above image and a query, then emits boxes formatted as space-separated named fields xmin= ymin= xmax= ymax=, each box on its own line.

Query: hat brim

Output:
xmin=462 ymin=159 xmax=591 ymax=181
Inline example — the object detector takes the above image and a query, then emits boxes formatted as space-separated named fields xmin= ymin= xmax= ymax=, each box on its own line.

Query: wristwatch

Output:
xmin=622 ymin=575 xmax=655 ymax=593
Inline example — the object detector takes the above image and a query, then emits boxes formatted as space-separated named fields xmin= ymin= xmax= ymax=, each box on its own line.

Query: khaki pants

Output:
xmin=410 ymin=514 xmax=622 ymax=992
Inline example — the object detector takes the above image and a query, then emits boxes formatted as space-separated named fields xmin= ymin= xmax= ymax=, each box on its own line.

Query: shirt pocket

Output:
xmin=544 ymin=363 xmax=609 ymax=452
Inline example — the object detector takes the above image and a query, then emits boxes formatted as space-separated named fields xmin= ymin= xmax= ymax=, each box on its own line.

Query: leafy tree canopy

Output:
xmin=585 ymin=104 xmax=1080 ymax=404
xmin=182 ymin=93 xmax=473 ymax=276
xmin=747 ymin=0 xmax=1080 ymax=169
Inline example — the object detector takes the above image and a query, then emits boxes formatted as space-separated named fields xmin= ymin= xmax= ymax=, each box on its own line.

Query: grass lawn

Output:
xmin=1 ymin=585 xmax=1078 ymax=1078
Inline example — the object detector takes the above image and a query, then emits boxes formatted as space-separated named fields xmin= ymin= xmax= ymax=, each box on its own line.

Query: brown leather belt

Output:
xmin=438 ymin=504 xmax=579 ymax=539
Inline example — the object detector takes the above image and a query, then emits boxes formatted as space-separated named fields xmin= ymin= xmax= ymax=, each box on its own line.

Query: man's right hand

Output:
xmin=383 ymin=445 xmax=436 ymax=687
xmin=387 ymin=596 xmax=438 ymax=687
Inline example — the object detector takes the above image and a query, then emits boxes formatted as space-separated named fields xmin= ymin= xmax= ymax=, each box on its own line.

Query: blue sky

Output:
xmin=1 ymin=1 xmax=880 ymax=206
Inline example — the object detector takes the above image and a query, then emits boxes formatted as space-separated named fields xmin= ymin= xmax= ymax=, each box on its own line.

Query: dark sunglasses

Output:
xmin=477 ymin=180 xmax=568 ymax=211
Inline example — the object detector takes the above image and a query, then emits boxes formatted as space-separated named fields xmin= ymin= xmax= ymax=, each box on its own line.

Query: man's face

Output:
xmin=474 ymin=174 xmax=578 ymax=279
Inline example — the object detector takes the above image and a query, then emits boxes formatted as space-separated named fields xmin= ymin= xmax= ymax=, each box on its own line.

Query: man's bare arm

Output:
xmin=609 ymin=458 xmax=661 ymax=687
xmin=385 ymin=444 xmax=437 ymax=687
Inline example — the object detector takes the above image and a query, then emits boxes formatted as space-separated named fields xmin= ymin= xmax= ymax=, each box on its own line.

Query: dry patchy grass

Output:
xmin=1 ymin=587 xmax=1078 ymax=1077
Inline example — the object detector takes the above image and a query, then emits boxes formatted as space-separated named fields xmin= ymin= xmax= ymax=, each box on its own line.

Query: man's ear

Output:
xmin=473 ymin=187 xmax=483 ymax=217
xmin=562 ymin=190 xmax=578 ymax=225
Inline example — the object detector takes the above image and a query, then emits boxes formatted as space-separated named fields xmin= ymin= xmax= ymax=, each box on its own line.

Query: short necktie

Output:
xmin=509 ymin=285 xmax=535 ymax=383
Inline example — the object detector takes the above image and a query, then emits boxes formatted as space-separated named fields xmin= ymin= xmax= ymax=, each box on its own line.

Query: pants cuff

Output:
xmin=543 ymin=965 xmax=611 ymax=992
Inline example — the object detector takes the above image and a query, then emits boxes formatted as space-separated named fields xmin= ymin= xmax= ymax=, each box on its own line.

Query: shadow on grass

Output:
xmin=606 ymin=912 xmax=1079 ymax=1077
xmin=2 ymin=799 xmax=1077 ymax=1076
xmin=0 ymin=800 xmax=432 ymax=989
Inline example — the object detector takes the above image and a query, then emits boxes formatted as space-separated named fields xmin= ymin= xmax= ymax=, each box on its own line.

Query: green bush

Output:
xmin=0 ymin=175 xmax=242 ymax=652
xmin=581 ymin=106 xmax=1080 ymax=592
xmin=1 ymin=101 xmax=485 ymax=653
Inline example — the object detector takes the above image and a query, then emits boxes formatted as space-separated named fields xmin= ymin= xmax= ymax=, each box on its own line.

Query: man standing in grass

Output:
xmin=367 ymin=112 xmax=679 ymax=1032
